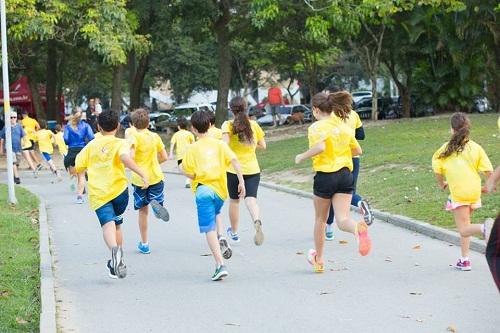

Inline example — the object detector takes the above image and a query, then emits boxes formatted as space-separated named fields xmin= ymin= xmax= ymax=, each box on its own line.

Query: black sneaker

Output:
xmin=14 ymin=177 xmax=21 ymax=184
xmin=106 ymin=260 xmax=118 ymax=279
xmin=359 ymin=200 xmax=374 ymax=226
xmin=218 ymin=236 xmax=232 ymax=259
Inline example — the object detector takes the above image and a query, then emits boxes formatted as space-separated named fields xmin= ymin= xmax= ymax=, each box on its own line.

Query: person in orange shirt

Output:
xmin=267 ymin=83 xmax=284 ymax=127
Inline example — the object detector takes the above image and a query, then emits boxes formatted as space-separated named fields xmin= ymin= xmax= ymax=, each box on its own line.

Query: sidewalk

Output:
xmin=17 ymin=170 xmax=500 ymax=332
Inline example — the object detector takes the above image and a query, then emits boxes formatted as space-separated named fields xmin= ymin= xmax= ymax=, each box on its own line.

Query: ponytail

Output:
xmin=230 ymin=96 xmax=254 ymax=144
xmin=439 ymin=112 xmax=470 ymax=159
xmin=330 ymin=91 xmax=353 ymax=121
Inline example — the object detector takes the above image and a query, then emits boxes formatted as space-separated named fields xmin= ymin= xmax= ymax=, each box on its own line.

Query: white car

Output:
xmin=352 ymin=91 xmax=372 ymax=104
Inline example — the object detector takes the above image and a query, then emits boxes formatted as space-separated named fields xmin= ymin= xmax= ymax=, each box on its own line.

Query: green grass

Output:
xmin=258 ymin=113 xmax=500 ymax=229
xmin=0 ymin=185 xmax=40 ymax=333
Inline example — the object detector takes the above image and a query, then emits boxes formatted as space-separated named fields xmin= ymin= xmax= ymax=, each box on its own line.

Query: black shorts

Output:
xmin=64 ymin=147 xmax=83 ymax=169
xmin=227 ymin=172 xmax=260 ymax=200
xmin=22 ymin=140 xmax=36 ymax=151
xmin=313 ymin=168 xmax=354 ymax=199
xmin=177 ymin=159 xmax=182 ymax=166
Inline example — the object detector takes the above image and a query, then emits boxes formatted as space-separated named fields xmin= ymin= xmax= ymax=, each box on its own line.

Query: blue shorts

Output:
xmin=95 ymin=189 xmax=129 ymax=226
xmin=195 ymin=185 xmax=224 ymax=233
xmin=133 ymin=180 xmax=164 ymax=210
xmin=42 ymin=152 xmax=52 ymax=161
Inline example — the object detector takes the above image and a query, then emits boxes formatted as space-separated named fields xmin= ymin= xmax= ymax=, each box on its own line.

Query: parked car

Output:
xmin=354 ymin=96 xmax=401 ymax=120
xmin=257 ymin=105 xmax=311 ymax=126
xmin=248 ymin=105 xmax=266 ymax=119
xmin=160 ymin=103 xmax=215 ymax=130
xmin=149 ymin=112 xmax=171 ymax=131
xmin=471 ymin=96 xmax=489 ymax=113
xmin=351 ymin=90 xmax=372 ymax=104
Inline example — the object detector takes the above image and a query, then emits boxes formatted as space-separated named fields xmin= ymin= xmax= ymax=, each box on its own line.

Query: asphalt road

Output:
xmin=19 ymin=170 xmax=500 ymax=333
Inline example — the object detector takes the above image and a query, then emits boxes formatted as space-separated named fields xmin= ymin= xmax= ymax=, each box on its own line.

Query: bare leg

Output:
xmin=229 ymin=199 xmax=240 ymax=233
xmin=77 ymin=172 xmax=86 ymax=196
xmin=206 ymin=230 xmax=224 ymax=266
xmin=313 ymin=195 xmax=331 ymax=265
xmin=138 ymin=206 xmax=149 ymax=244
xmin=30 ymin=150 xmax=42 ymax=165
xmin=216 ymin=214 xmax=224 ymax=236
xmin=244 ymin=197 xmax=260 ymax=221
xmin=116 ymin=224 xmax=123 ymax=247
xmin=22 ymin=151 xmax=36 ymax=171
xmin=102 ymin=222 xmax=118 ymax=249
xmin=13 ymin=164 xmax=19 ymax=178
xmin=453 ymin=206 xmax=481 ymax=258
xmin=332 ymin=193 xmax=356 ymax=235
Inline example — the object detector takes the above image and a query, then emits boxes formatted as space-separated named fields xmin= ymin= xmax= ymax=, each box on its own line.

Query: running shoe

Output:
xmin=14 ymin=177 xmax=21 ymax=185
xmin=356 ymin=221 xmax=372 ymax=256
xmin=211 ymin=265 xmax=228 ymax=281
xmin=218 ymin=236 xmax=232 ymax=259
xmin=36 ymin=164 xmax=43 ymax=172
xmin=111 ymin=246 xmax=119 ymax=278
xmin=325 ymin=224 xmax=335 ymax=241
xmin=150 ymin=200 xmax=170 ymax=222
xmin=455 ymin=259 xmax=472 ymax=271
xmin=358 ymin=200 xmax=374 ymax=226
xmin=137 ymin=242 xmax=151 ymax=254
xmin=306 ymin=249 xmax=324 ymax=273
xmin=484 ymin=218 xmax=494 ymax=242
xmin=76 ymin=195 xmax=83 ymax=204
xmin=106 ymin=260 xmax=118 ymax=279
xmin=254 ymin=220 xmax=264 ymax=246
xmin=226 ymin=227 xmax=240 ymax=243
xmin=115 ymin=246 xmax=127 ymax=279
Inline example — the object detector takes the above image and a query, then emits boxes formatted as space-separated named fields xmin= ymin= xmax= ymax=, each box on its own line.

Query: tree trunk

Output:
xmin=370 ymin=75 xmax=378 ymax=121
xmin=27 ymin=75 xmax=46 ymax=120
xmin=129 ymin=55 xmax=149 ymax=110
xmin=111 ymin=65 xmax=124 ymax=112
xmin=213 ymin=4 xmax=232 ymax=127
xmin=46 ymin=40 xmax=58 ymax=121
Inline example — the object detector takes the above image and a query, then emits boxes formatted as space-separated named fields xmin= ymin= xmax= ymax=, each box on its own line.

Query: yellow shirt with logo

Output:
xmin=208 ymin=126 xmax=223 ymax=140
xmin=221 ymin=120 xmax=265 ymax=175
xmin=181 ymin=137 xmax=236 ymax=200
xmin=22 ymin=116 xmax=39 ymax=141
xmin=171 ymin=129 xmax=195 ymax=160
xmin=308 ymin=118 xmax=360 ymax=173
xmin=127 ymin=129 xmax=165 ymax=187
xmin=55 ymin=132 xmax=68 ymax=155
xmin=432 ymin=140 xmax=493 ymax=204
xmin=36 ymin=129 xmax=55 ymax=154
xmin=75 ymin=135 xmax=130 ymax=210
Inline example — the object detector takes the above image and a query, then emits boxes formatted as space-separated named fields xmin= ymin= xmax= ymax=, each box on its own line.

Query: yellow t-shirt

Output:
xmin=308 ymin=118 xmax=360 ymax=173
xmin=331 ymin=111 xmax=362 ymax=158
xmin=181 ymin=137 xmax=236 ymax=200
xmin=21 ymin=136 xmax=32 ymax=149
xmin=36 ymin=129 xmax=54 ymax=154
xmin=75 ymin=135 xmax=130 ymax=210
xmin=128 ymin=129 xmax=165 ymax=186
xmin=432 ymin=140 xmax=493 ymax=204
xmin=171 ymin=129 xmax=195 ymax=160
xmin=22 ymin=117 xmax=39 ymax=141
xmin=54 ymin=132 xmax=68 ymax=155
xmin=221 ymin=120 xmax=265 ymax=175
xmin=208 ymin=126 xmax=223 ymax=140
xmin=124 ymin=126 xmax=136 ymax=140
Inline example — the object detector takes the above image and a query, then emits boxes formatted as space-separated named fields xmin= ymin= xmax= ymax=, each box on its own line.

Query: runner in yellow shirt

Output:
xmin=36 ymin=120 xmax=61 ymax=181
xmin=222 ymin=97 xmax=266 ymax=246
xmin=169 ymin=117 xmax=195 ymax=187
xmin=75 ymin=110 xmax=149 ymax=279
xmin=20 ymin=110 xmax=43 ymax=168
xmin=295 ymin=92 xmax=370 ymax=273
xmin=127 ymin=109 xmax=169 ymax=255
xmin=432 ymin=112 xmax=493 ymax=271
xmin=207 ymin=111 xmax=223 ymax=140
xmin=54 ymin=124 xmax=68 ymax=157
xmin=180 ymin=110 xmax=245 ymax=281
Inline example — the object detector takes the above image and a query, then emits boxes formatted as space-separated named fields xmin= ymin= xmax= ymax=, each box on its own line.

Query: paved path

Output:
xmin=19 ymin=170 xmax=500 ymax=332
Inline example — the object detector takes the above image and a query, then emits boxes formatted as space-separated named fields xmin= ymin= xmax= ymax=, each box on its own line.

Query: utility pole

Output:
xmin=1 ymin=0 xmax=17 ymax=204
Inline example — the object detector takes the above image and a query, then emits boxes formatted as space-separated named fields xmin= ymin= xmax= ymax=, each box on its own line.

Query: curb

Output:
xmin=259 ymin=181 xmax=486 ymax=254
xmin=38 ymin=198 xmax=57 ymax=333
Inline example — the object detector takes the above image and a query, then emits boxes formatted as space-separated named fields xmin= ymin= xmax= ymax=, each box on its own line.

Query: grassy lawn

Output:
xmin=0 ymin=185 xmax=40 ymax=333
xmin=258 ymin=113 xmax=500 ymax=229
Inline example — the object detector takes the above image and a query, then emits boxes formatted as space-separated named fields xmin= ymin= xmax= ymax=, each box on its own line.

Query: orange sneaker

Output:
xmin=307 ymin=249 xmax=325 ymax=273
xmin=357 ymin=221 xmax=372 ymax=256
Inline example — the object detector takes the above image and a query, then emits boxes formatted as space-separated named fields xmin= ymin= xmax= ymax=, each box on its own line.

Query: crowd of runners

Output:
xmin=0 ymin=90 xmax=499 ymax=290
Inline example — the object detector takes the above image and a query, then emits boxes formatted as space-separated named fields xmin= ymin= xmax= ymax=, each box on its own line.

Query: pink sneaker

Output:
xmin=455 ymin=259 xmax=471 ymax=271
xmin=357 ymin=221 xmax=372 ymax=256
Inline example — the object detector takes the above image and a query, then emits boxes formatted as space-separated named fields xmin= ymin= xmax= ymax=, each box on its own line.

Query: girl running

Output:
xmin=295 ymin=92 xmax=372 ymax=273
xmin=432 ymin=112 xmax=493 ymax=271
xmin=64 ymin=107 xmax=95 ymax=204
xmin=222 ymin=97 xmax=266 ymax=246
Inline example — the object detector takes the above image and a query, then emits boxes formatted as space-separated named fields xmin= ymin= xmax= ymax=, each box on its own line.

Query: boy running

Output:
xmin=20 ymin=110 xmax=43 ymax=169
xmin=180 ymin=111 xmax=245 ymax=281
xmin=128 ymin=108 xmax=170 ymax=254
xmin=54 ymin=124 xmax=68 ymax=158
xmin=36 ymin=120 xmax=62 ymax=181
xmin=169 ymin=116 xmax=195 ymax=188
xmin=75 ymin=110 xmax=149 ymax=279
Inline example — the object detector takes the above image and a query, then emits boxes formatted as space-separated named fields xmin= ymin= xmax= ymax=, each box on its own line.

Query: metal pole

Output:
xmin=1 ymin=0 xmax=17 ymax=204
